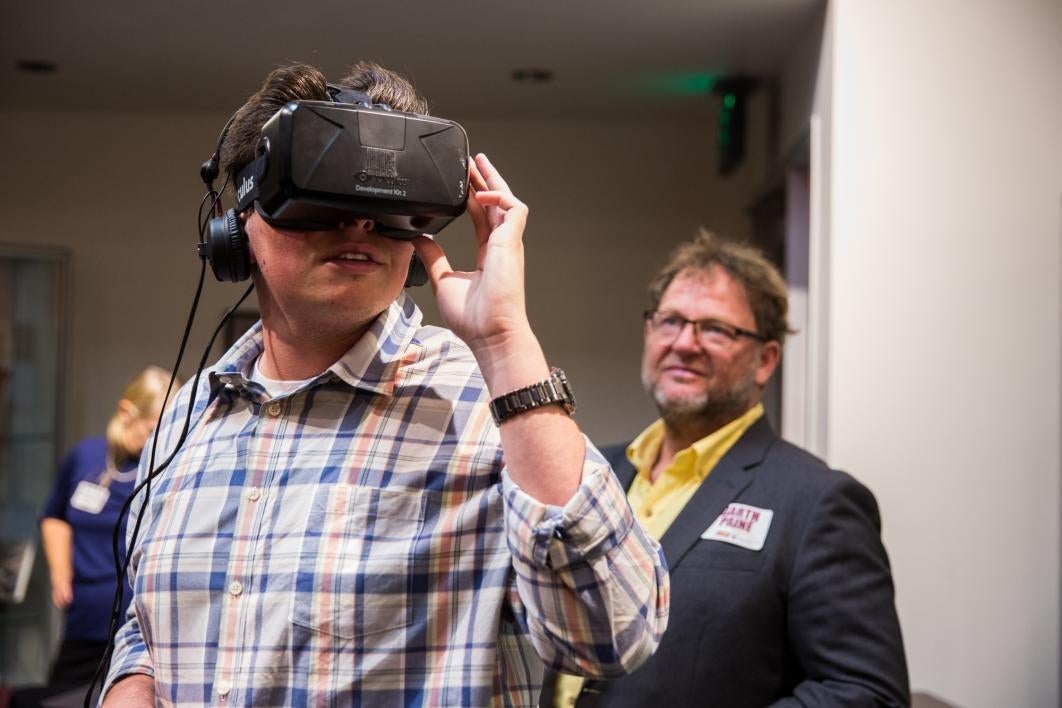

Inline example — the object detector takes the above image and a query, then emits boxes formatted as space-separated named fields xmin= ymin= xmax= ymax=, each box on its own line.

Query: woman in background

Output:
xmin=36 ymin=365 xmax=176 ymax=695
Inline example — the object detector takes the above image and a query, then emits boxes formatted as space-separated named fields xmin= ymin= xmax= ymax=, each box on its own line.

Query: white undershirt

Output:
xmin=249 ymin=355 xmax=319 ymax=399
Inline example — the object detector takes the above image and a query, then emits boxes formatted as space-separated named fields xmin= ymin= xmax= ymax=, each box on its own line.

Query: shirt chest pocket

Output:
xmin=291 ymin=484 xmax=426 ymax=639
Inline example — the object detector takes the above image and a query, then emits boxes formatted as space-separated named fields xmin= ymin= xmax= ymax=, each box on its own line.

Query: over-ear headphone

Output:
xmin=200 ymin=208 xmax=252 ymax=283
xmin=197 ymin=122 xmax=252 ymax=283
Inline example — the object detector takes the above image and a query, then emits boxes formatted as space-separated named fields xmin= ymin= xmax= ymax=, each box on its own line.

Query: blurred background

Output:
xmin=0 ymin=1 xmax=1058 ymax=706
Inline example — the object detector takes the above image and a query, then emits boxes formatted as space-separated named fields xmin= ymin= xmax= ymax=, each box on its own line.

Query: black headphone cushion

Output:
xmin=205 ymin=209 xmax=251 ymax=282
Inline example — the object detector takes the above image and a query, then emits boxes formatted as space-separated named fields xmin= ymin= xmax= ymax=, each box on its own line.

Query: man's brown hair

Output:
xmin=647 ymin=229 xmax=793 ymax=345
xmin=220 ymin=61 xmax=429 ymax=186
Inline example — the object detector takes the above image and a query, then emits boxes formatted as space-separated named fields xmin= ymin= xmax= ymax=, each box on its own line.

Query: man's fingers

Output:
xmin=466 ymin=189 xmax=492 ymax=247
xmin=473 ymin=191 xmax=528 ymax=236
xmin=469 ymin=160 xmax=489 ymax=193
xmin=474 ymin=153 xmax=510 ymax=193
xmin=473 ymin=190 xmax=525 ymax=211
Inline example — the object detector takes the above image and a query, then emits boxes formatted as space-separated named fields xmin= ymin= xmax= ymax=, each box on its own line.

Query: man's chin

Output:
xmin=652 ymin=390 xmax=710 ymax=417
xmin=651 ymin=385 xmax=756 ymax=428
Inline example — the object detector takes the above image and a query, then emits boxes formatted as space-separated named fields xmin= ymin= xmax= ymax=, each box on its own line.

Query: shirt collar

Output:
xmin=329 ymin=291 xmax=422 ymax=396
xmin=627 ymin=403 xmax=766 ymax=481
xmin=207 ymin=292 xmax=423 ymax=399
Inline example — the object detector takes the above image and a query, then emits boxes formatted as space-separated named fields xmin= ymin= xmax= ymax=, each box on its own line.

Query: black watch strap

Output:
xmin=489 ymin=367 xmax=577 ymax=425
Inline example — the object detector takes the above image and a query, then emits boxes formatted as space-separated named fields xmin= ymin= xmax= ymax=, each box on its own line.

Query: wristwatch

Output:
xmin=489 ymin=367 xmax=577 ymax=425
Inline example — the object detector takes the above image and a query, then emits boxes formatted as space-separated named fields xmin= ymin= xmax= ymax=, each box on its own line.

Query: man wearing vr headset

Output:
xmin=101 ymin=62 xmax=668 ymax=706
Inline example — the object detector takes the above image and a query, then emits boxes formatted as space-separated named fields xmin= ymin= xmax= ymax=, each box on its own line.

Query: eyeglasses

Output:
xmin=643 ymin=310 xmax=766 ymax=348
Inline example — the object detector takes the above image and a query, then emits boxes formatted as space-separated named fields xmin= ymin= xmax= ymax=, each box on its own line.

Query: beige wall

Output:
xmin=0 ymin=95 xmax=768 ymax=453
xmin=815 ymin=1 xmax=1062 ymax=705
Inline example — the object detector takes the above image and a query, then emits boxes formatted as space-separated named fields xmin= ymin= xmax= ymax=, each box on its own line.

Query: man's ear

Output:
xmin=754 ymin=340 xmax=781 ymax=387
xmin=240 ymin=211 xmax=257 ymax=264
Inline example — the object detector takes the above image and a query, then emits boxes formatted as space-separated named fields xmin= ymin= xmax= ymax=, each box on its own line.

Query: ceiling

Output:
xmin=0 ymin=0 xmax=823 ymax=121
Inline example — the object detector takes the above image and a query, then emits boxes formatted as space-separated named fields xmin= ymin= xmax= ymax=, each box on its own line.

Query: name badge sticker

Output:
xmin=701 ymin=503 xmax=773 ymax=551
xmin=70 ymin=481 xmax=110 ymax=514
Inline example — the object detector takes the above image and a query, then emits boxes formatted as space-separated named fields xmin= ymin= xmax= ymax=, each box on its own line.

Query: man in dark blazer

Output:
xmin=543 ymin=230 xmax=908 ymax=707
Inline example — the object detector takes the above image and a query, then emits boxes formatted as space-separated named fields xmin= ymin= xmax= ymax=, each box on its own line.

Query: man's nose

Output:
xmin=670 ymin=321 xmax=703 ymax=351
xmin=339 ymin=218 xmax=376 ymax=233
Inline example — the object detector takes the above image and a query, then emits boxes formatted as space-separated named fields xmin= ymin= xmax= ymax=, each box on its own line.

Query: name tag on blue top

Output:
xmin=70 ymin=481 xmax=110 ymax=514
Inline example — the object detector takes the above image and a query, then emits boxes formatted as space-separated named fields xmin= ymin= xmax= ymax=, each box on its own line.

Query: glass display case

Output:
xmin=0 ymin=243 xmax=68 ymax=687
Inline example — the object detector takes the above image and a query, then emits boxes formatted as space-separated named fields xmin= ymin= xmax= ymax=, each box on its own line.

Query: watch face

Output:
xmin=551 ymin=368 xmax=577 ymax=415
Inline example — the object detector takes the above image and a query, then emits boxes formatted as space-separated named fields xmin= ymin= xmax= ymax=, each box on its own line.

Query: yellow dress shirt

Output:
xmin=552 ymin=404 xmax=764 ymax=707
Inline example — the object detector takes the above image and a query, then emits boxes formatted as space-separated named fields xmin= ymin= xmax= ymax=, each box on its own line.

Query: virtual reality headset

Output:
xmin=232 ymin=87 xmax=470 ymax=239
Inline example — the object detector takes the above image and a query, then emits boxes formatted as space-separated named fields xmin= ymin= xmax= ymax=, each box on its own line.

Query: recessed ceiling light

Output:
xmin=511 ymin=68 xmax=553 ymax=84
xmin=15 ymin=59 xmax=58 ymax=74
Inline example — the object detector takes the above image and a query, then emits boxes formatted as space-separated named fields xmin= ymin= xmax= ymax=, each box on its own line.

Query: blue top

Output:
xmin=41 ymin=436 xmax=137 ymax=642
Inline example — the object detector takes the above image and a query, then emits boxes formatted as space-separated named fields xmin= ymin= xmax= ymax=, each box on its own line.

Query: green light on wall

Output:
xmin=713 ymin=77 xmax=755 ymax=176
xmin=642 ymin=72 xmax=720 ymax=95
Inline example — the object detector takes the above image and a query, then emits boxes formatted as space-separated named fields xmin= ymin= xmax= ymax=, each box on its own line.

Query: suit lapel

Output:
xmin=657 ymin=417 xmax=776 ymax=570
xmin=603 ymin=444 xmax=637 ymax=489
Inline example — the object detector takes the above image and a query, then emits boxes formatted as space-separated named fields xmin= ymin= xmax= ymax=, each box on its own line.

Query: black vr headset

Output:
xmin=198 ymin=85 xmax=470 ymax=286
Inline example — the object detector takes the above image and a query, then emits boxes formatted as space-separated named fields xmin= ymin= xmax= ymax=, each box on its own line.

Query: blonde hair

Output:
xmin=104 ymin=365 xmax=176 ymax=470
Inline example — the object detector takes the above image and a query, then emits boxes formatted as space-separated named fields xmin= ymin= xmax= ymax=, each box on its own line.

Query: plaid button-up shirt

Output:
xmin=105 ymin=293 xmax=669 ymax=706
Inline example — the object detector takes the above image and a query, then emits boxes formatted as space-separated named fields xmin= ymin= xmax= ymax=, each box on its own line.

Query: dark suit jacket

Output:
xmin=542 ymin=417 xmax=909 ymax=707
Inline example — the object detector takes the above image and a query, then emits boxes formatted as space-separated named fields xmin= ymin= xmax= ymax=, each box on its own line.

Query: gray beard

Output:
xmin=643 ymin=372 xmax=759 ymax=436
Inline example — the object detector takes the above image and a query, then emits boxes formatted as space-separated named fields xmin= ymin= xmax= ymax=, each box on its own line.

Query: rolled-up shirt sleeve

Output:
xmin=501 ymin=443 xmax=670 ymax=679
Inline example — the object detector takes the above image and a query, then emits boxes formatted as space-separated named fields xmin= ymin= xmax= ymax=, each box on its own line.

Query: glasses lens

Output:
xmin=660 ymin=315 xmax=685 ymax=338
xmin=699 ymin=322 xmax=737 ymax=347
xmin=649 ymin=312 xmax=747 ymax=348
xmin=646 ymin=313 xmax=680 ymax=339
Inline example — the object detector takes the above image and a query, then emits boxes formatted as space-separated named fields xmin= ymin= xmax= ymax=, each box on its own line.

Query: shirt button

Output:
xmin=247 ymin=487 xmax=261 ymax=502
xmin=217 ymin=681 xmax=231 ymax=696
xmin=228 ymin=581 xmax=243 ymax=596
xmin=267 ymin=402 xmax=282 ymax=416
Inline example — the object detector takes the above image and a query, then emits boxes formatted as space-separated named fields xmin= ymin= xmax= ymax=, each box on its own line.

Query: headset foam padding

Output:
xmin=204 ymin=209 xmax=251 ymax=282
